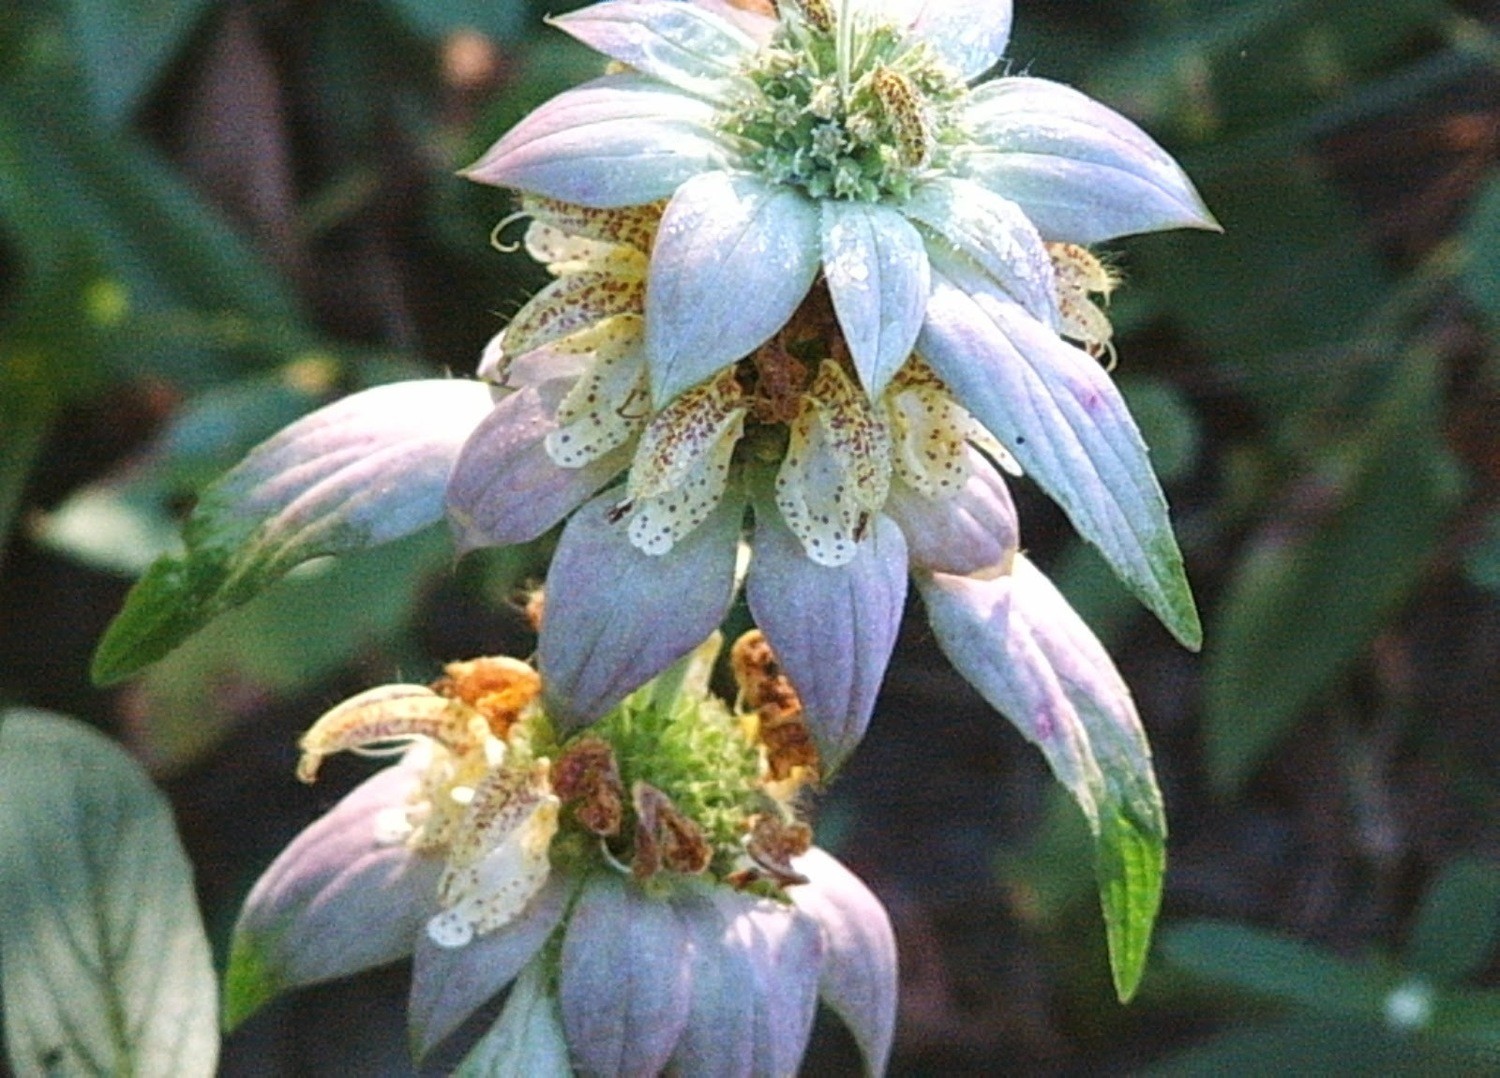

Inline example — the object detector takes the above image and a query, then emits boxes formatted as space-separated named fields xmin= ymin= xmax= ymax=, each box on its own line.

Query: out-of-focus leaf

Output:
xmin=0 ymin=86 xmax=307 ymax=386
xmin=1202 ymin=354 xmax=1464 ymax=794
xmin=32 ymin=360 xmax=346 ymax=577
xmin=91 ymin=380 xmax=493 ymax=686
xmin=386 ymin=0 xmax=527 ymax=41
xmin=1432 ymin=988 xmax=1500 ymax=1049
xmin=1461 ymin=509 xmax=1500 ymax=594
xmin=1120 ymin=376 xmax=1202 ymax=486
xmin=995 ymin=786 xmax=1098 ymax=928
xmin=1142 ymin=1016 xmax=1484 ymax=1077
xmin=1091 ymin=0 xmax=1446 ymax=139
xmin=1160 ymin=921 xmax=1386 ymax=1016
xmin=1133 ymin=159 xmax=1386 ymax=420
xmin=0 ymin=245 xmax=134 ymax=570
xmin=33 ymin=483 xmax=183 ymax=576
xmin=127 ymin=526 xmax=450 ymax=773
xmin=1461 ymin=171 xmax=1500 ymax=335
xmin=63 ymin=0 xmax=213 ymax=127
xmin=0 ymin=374 xmax=53 ymax=570
xmin=0 ymin=708 xmax=218 ymax=1076
xmin=1406 ymin=857 xmax=1500 ymax=984
xmin=149 ymin=358 xmax=342 ymax=491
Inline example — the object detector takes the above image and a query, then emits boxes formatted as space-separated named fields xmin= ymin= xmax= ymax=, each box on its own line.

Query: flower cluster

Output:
xmin=227 ymin=631 xmax=896 ymax=1074
xmin=210 ymin=0 xmax=1219 ymax=1065
xmin=446 ymin=0 xmax=1216 ymax=773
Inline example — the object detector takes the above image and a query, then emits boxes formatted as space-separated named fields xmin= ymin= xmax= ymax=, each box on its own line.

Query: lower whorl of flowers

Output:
xmin=295 ymin=628 xmax=821 ymax=948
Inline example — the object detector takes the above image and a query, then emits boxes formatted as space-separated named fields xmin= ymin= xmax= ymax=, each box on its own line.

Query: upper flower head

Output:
xmin=466 ymin=0 xmax=1217 ymax=407
xmin=451 ymin=194 xmax=1022 ymax=765
xmin=463 ymin=0 xmax=1215 ymax=672
xmin=226 ymin=633 xmax=897 ymax=1075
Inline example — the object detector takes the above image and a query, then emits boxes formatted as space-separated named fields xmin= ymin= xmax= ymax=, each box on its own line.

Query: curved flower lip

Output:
xmin=228 ymin=751 xmax=569 ymax=1053
xmin=518 ymin=456 xmax=1002 ymax=769
xmin=409 ymin=872 xmax=576 ymax=1056
xmin=446 ymin=377 xmax=634 ymax=553
xmin=448 ymin=352 xmax=1020 ymax=765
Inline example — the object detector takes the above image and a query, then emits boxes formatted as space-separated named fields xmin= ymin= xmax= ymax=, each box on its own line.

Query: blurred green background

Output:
xmin=3 ymin=0 xmax=1500 ymax=1072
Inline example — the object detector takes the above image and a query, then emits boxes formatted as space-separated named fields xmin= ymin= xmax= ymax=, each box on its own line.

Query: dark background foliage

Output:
xmin=3 ymin=0 xmax=1500 ymax=1072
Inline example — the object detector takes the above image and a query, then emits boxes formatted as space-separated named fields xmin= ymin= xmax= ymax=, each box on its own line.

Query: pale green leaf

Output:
xmin=1406 ymin=857 xmax=1500 ymax=985
xmin=1161 ymin=920 xmax=1386 ymax=1016
xmin=0 ymin=709 xmax=218 ymax=1077
xmin=64 ymin=0 xmax=213 ymax=127
xmin=91 ymin=379 xmax=493 ymax=684
xmin=454 ymin=959 xmax=572 ymax=1078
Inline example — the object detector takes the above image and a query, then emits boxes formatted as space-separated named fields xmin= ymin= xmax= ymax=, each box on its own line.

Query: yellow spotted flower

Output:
xmin=465 ymin=0 xmax=1218 ymax=659
xmin=450 ymin=197 xmax=1020 ymax=765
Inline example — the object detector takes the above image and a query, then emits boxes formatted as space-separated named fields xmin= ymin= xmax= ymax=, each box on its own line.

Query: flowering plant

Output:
xmin=89 ymin=0 xmax=1218 ymax=1050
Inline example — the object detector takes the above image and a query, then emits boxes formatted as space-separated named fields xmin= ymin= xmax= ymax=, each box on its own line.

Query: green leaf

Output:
xmin=454 ymin=959 xmax=573 ymax=1078
xmin=1432 ymin=987 xmax=1500 ymax=1049
xmin=1406 ymin=857 xmax=1500 ymax=984
xmin=1096 ymin=802 xmax=1166 ymax=1002
xmin=63 ymin=0 xmax=213 ymax=127
xmin=0 ymin=708 xmax=218 ymax=1076
xmin=1461 ymin=171 xmax=1500 ymax=336
xmin=386 ymin=0 xmax=526 ymax=41
xmin=222 ymin=935 xmax=278 ymax=1034
xmin=1142 ymin=1016 xmax=1485 ymax=1077
xmin=1202 ymin=354 xmax=1464 ymax=793
xmin=131 ymin=529 xmax=450 ymax=772
xmin=1160 ymin=920 xmax=1386 ymax=1016
xmin=91 ymin=379 xmax=494 ymax=684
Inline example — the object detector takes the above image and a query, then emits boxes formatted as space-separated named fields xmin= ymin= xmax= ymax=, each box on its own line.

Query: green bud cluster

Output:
xmin=581 ymin=647 xmax=766 ymax=862
xmin=721 ymin=10 xmax=966 ymax=202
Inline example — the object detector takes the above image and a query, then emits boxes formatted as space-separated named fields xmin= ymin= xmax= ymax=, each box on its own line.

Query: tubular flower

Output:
xmin=466 ymin=0 xmax=1218 ymax=634
xmin=226 ymin=634 xmax=898 ymax=1077
xmin=457 ymin=0 xmax=1219 ymax=753
xmin=451 ymin=196 xmax=1021 ymax=766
